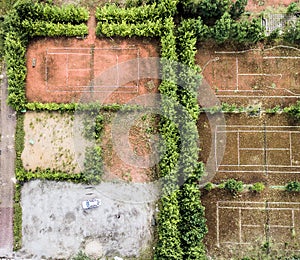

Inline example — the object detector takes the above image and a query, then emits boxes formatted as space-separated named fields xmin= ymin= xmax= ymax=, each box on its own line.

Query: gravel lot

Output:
xmin=17 ymin=180 xmax=159 ymax=259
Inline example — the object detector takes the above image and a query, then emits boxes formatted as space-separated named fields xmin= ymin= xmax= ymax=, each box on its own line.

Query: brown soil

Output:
xmin=198 ymin=113 xmax=300 ymax=185
xmin=202 ymin=188 xmax=300 ymax=259
xmin=26 ymin=15 xmax=160 ymax=104
xmin=196 ymin=43 xmax=300 ymax=108
xmin=101 ymin=113 xmax=159 ymax=183
xmin=246 ymin=0 xmax=295 ymax=12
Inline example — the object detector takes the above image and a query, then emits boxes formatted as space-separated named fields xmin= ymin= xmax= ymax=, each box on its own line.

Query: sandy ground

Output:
xmin=22 ymin=112 xmax=90 ymax=173
xmin=17 ymin=180 xmax=159 ymax=259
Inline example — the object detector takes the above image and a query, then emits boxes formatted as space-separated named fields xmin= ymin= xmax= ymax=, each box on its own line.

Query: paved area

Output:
xmin=0 ymin=66 xmax=16 ymax=257
xmin=17 ymin=180 xmax=159 ymax=259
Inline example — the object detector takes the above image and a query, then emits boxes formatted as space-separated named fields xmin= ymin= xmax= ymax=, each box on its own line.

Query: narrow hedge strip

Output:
xmin=96 ymin=3 xmax=159 ymax=23
xmin=13 ymin=183 xmax=22 ymax=251
xmin=176 ymin=18 xmax=208 ymax=258
xmin=16 ymin=168 xmax=85 ymax=184
xmin=4 ymin=32 xmax=27 ymax=111
xmin=14 ymin=0 xmax=89 ymax=24
xmin=96 ymin=20 xmax=162 ymax=37
xmin=95 ymin=0 xmax=177 ymax=24
xmin=15 ymin=113 xmax=25 ymax=170
xmin=22 ymin=20 xmax=88 ymax=38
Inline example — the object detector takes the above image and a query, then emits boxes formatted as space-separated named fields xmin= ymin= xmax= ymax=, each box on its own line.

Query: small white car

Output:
xmin=82 ymin=198 xmax=101 ymax=210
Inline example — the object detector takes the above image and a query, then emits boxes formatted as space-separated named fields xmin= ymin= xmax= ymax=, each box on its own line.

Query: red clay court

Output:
xmin=26 ymin=37 xmax=160 ymax=104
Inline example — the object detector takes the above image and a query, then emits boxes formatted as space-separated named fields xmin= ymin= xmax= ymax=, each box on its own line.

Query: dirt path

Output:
xmin=0 ymin=66 xmax=16 ymax=257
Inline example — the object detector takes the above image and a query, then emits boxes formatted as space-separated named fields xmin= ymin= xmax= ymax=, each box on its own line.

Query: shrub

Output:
xmin=204 ymin=182 xmax=214 ymax=191
xmin=224 ymin=179 xmax=244 ymax=194
xmin=285 ymin=181 xmax=300 ymax=192
xmin=250 ymin=182 xmax=265 ymax=193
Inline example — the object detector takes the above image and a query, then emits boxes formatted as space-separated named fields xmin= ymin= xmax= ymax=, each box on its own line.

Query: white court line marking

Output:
xmin=204 ymin=46 xmax=300 ymax=98
xmin=45 ymin=47 xmax=140 ymax=93
xmin=290 ymin=132 xmax=293 ymax=166
xmin=217 ymin=201 xmax=300 ymax=246
xmin=237 ymin=130 xmax=240 ymax=165
xmin=263 ymin=56 xmax=300 ymax=59
xmin=216 ymin=126 xmax=300 ymax=170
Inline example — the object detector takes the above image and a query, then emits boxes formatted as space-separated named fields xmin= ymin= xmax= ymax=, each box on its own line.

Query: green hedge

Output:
xmin=16 ymin=168 xmax=85 ymax=183
xmin=13 ymin=183 xmax=22 ymax=250
xmin=3 ymin=0 xmax=89 ymax=111
xmin=14 ymin=0 xmax=89 ymax=24
xmin=22 ymin=20 xmax=88 ymax=37
xmin=96 ymin=20 xmax=162 ymax=37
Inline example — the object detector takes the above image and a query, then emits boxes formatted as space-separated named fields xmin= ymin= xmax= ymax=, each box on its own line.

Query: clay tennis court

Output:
xmin=26 ymin=37 xmax=160 ymax=104
xmin=202 ymin=189 xmax=300 ymax=259
xmin=196 ymin=45 xmax=300 ymax=107
xmin=198 ymin=113 xmax=300 ymax=185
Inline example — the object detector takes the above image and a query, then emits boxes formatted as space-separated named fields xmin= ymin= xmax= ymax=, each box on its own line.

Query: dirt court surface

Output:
xmin=18 ymin=180 xmax=159 ymax=259
xmin=202 ymin=188 xmax=300 ymax=259
xmin=196 ymin=45 xmax=300 ymax=107
xmin=100 ymin=112 xmax=159 ymax=183
xmin=22 ymin=111 xmax=158 ymax=182
xmin=26 ymin=37 xmax=160 ymax=104
xmin=198 ymin=113 xmax=300 ymax=185
xmin=246 ymin=0 xmax=295 ymax=12
xmin=22 ymin=111 xmax=90 ymax=173
xmin=199 ymin=112 xmax=300 ymax=258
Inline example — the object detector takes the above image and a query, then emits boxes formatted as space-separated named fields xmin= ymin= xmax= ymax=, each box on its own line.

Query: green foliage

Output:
xmin=82 ymin=112 xmax=104 ymax=140
xmin=13 ymin=183 xmax=22 ymax=250
xmin=4 ymin=32 xmax=27 ymax=111
xmin=285 ymin=181 xmax=300 ymax=192
xmin=224 ymin=179 xmax=244 ymax=194
xmin=284 ymin=101 xmax=300 ymax=120
xmin=96 ymin=19 xmax=161 ymax=37
xmin=3 ymin=0 xmax=90 ymax=111
xmin=154 ymin=190 xmax=183 ymax=260
xmin=204 ymin=182 xmax=214 ymax=191
xmin=16 ymin=168 xmax=84 ymax=183
xmin=83 ymin=146 xmax=103 ymax=184
xmin=25 ymin=102 xmax=78 ymax=112
xmin=14 ymin=0 xmax=89 ymax=23
xmin=283 ymin=20 xmax=300 ymax=45
xmin=96 ymin=3 xmax=160 ymax=23
xmin=229 ymin=0 xmax=247 ymax=20
xmin=286 ymin=2 xmax=300 ymax=14
xmin=211 ymin=13 xmax=264 ymax=44
xmin=72 ymin=251 xmax=92 ymax=260
xmin=22 ymin=20 xmax=88 ymax=37
xmin=178 ymin=0 xmax=231 ymax=24
xmin=179 ymin=183 xmax=207 ymax=259
xmin=15 ymin=113 xmax=25 ymax=170
xmin=249 ymin=182 xmax=265 ymax=193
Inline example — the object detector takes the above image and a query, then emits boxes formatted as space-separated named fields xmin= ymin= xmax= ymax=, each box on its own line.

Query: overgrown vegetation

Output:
xmin=224 ymin=179 xmax=244 ymax=195
xmin=3 ymin=0 xmax=89 ymax=111
xmin=285 ymin=181 xmax=300 ymax=192
xmin=13 ymin=183 xmax=22 ymax=250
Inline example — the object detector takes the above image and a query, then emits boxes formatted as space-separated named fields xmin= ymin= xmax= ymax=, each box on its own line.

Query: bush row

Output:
xmin=96 ymin=0 xmax=177 ymax=24
xmin=16 ymin=168 xmax=85 ymax=183
xmin=22 ymin=20 xmax=88 ymax=38
xmin=3 ymin=0 xmax=89 ymax=111
xmin=96 ymin=20 xmax=161 ymax=37
xmin=14 ymin=0 xmax=89 ymax=24
xmin=155 ymin=15 xmax=183 ymax=259
xmin=176 ymin=19 xmax=207 ymax=259
xmin=13 ymin=184 xmax=22 ymax=250
xmin=204 ymin=180 xmax=266 ymax=194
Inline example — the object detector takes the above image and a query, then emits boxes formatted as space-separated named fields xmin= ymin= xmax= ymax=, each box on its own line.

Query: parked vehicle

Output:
xmin=82 ymin=198 xmax=101 ymax=210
